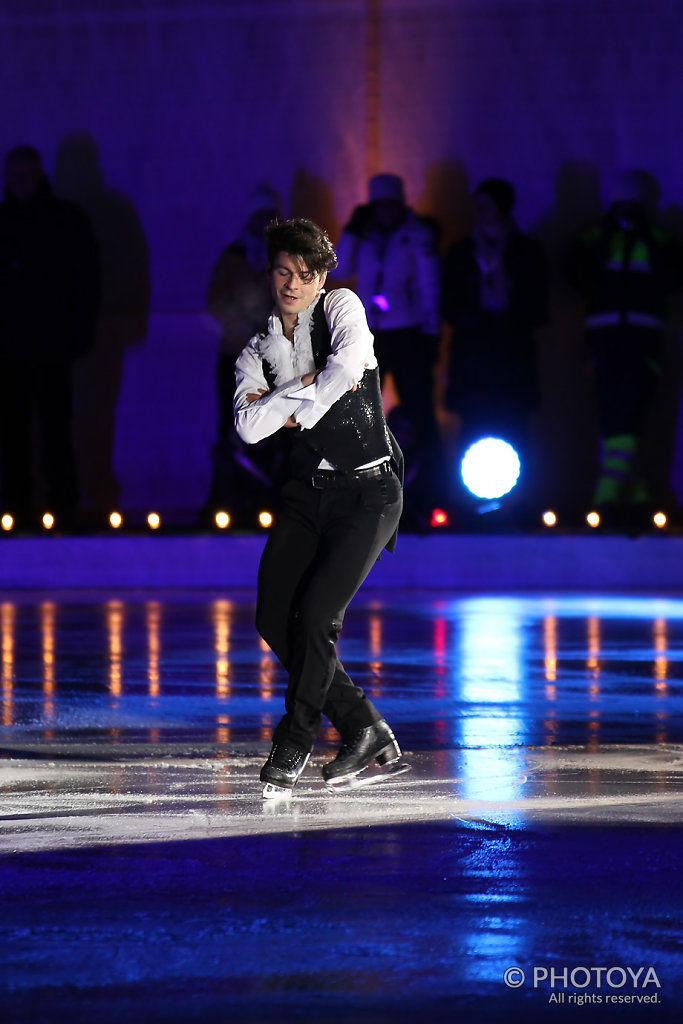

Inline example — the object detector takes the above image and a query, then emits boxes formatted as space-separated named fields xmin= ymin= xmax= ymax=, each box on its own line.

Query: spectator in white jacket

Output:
xmin=333 ymin=174 xmax=444 ymax=526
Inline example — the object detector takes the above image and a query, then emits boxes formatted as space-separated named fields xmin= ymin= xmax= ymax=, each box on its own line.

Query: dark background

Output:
xmin=3 ymin=0 xmax=682 ymax=522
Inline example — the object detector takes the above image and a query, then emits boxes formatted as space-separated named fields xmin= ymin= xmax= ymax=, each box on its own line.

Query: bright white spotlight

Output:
xmin=1 ymin=514 xmax=13 ymax=532
xmin=542 ymin=510 xmax=557 ymax=527
xmin=460 ymin=437 xmax=521 ymax=500
xmin=109 ymin=511 xmax=123 ymax=529
xmin=42 ymin=513 xmax=55 ymax=530
xmin=586 ymin=511 xmax=600 ymax=528
xmin=258 ymin=511 xmax=273 ymax=528
xmin=215 ymin=511 xmax=230 ymax=529
xmin=147 ymin=512 xmax=161 ymax=530
xmin=653 ymin=512 xmax=667 ymax=529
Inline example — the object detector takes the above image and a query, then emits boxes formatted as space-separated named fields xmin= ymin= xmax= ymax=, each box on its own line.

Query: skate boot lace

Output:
xmin=272 ymin=743 xmax=304 ymax=769
xmin=338 ymin=728 xmax=365 ymax=757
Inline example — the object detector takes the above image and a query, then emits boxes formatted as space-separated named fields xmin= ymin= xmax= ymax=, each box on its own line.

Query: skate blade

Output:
xmin=262 ymin=782 xmax=293 ymax=800
xmin=326 ymin=760 xmax=411 ymax=793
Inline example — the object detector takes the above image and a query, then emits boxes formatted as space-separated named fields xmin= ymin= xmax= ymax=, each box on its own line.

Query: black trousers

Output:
xmin=255 ymin=470 xmax=403 ymax=752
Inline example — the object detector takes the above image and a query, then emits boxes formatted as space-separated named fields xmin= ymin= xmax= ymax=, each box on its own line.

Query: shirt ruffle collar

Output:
xmin=259 ymin=292 xmax=324 ymax=385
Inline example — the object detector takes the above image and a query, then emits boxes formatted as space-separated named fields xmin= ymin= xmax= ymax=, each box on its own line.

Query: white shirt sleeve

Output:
xmin=233 ymin=338 xmax=304 ymax=444
xmin=291 ymin=288 xmax=377 ymax=430
xmin=233 ymin=289 xmax=377 ymax=442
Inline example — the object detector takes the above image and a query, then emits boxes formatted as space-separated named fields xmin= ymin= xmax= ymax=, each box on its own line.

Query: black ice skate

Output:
xmin=322 ymin=720 xmax=410 ymax=791
xmin=260 ymin=741 xmax=310 ymax=799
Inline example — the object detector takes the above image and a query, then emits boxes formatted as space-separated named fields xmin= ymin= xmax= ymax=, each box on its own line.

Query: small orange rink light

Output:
xmin=430 ymin=508 xmax=449 ymax=528
xmin=1 ymin=514 xmax=13 ymax=531
xmin=215 ymin=511 xmax=231 ymax=529
xmin=109 ymin=511 xmax=123 ymax=529
xmin=258 ymin=511 xmax=274 ymax=528
xmin=42 ymin=513 xmax=55 ymax=530
xmin=542 ymin=510 xmax=557 ymax=527
xmin=586 ymin=511 xmax=600 ymax=528
xmin=147 ymin=512 xmax=161 ymax=530
xmin=653 ymin=512 xmax=667 ymax=529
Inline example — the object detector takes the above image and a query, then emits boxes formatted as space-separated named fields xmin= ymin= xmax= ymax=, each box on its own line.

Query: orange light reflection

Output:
xmin=146 ymin=601 xmax=162 ymax=698
xmin=1 ymin=602 xmax=15 ymax=726
xmin=212 ymin=599 xmax=233 ymax=701
xmin=107 ymin=600 xmax=124 ymax=698
xmin=40 ymin=601 xmax=56 ymax=725
xmin=654 ymin=617 xmax=668 ymax=694
xmin=585 ymin=616 xmax=601 ymax=745
xmin=587 ymin=615 xmax=600 ymax=680
xmin=216 ymin=713 xmax=231 ymax=747
xmin=653 ymin=617 xmax=669 ymax=741
xmin=368 ymin=610 xmax=383 ymax=698
xmin=259 ymin=651 xmax=276 ymax=702
xmin=544 ymin=614 xmax=558 ymax=683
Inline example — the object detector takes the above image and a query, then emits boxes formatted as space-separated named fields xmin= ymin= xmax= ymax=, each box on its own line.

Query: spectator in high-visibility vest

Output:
xmin=566 ymin=170 xmax=683 ymax=527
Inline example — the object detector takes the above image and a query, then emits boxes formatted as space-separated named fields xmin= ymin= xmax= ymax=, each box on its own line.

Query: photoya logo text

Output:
xmin=504 ymin=965 xmax=662 ymax=991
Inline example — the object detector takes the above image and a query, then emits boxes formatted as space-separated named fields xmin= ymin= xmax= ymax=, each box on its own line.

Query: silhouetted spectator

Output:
xmin=54 ymin=131 xmax=150 ymax=522
xmin=442 ymin=178 xmax=548 ymax=517
xmin=201 ymin=185 xmax=282 ymax=522
xmin=0 ymin=145 xmax=99 ymax=528
xmin=566 ymin=170 xmax=683 ymax=527
xmin=334 ymin=173 xmax=443 ymax=527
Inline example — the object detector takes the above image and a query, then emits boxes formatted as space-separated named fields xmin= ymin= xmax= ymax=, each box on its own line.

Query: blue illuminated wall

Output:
xmin=1 ymin=0 xmax=681 ymax=519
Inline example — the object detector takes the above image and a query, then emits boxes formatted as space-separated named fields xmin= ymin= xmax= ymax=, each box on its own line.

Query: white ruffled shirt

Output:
xmin=234 ymin=288 xmax=378 ymax=447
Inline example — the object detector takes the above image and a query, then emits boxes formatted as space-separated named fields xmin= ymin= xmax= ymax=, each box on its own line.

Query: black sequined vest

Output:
xmin=263 ymin=296 xmax=402 ymax=481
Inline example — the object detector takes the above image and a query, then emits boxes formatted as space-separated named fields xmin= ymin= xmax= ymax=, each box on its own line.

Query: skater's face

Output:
xmin=269 ymin=251 xmax=326 ymax=321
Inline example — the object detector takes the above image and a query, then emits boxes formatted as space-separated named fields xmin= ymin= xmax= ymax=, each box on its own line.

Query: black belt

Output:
xmin=311 ymin=461 xmax=393 ymax=489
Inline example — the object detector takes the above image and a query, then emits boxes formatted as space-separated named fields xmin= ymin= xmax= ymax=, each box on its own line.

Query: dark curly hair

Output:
xmin=266 ymin=218 xmax=338 ymax=277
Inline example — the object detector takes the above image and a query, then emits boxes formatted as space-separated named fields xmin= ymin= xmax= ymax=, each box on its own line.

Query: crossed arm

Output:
xmin=246 ymin=370 xmax=321 ymax=428
xmin=234 ymin=289 xmax=376 ymax=445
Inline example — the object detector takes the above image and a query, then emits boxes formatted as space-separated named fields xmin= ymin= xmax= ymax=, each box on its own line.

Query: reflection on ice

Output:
xmin=0 ymin=590 xmax=680 ymax=751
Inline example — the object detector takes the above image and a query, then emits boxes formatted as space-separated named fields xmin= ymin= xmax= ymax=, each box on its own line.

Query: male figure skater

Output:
xmin=233 ymin=218 xmax=405 ymax=797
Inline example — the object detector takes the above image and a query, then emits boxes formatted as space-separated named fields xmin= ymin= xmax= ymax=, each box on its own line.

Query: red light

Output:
xmin=430 ymin=508 xmax=449 ymax=529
